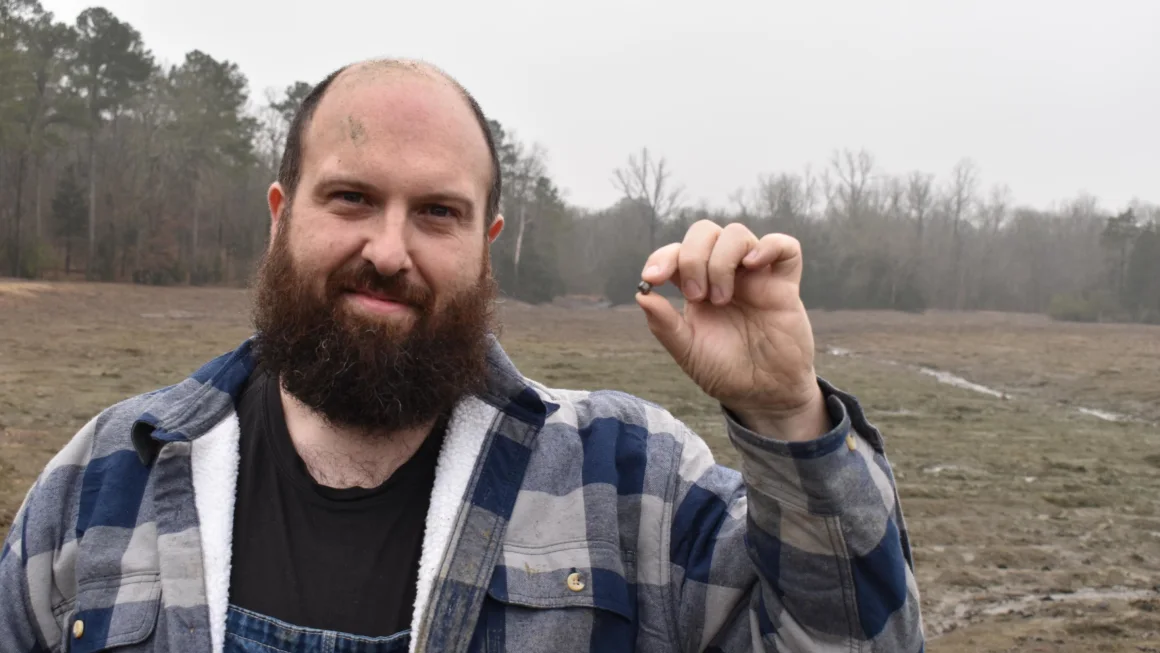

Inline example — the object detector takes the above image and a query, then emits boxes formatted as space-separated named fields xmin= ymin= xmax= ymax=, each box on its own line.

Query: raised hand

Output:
xmin=635 ymin=221 xmax=829 ymax=441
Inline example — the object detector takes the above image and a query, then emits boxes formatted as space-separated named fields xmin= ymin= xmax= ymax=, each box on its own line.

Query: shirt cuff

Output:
xmin=722 ymin=377 xmax=887 ymax=514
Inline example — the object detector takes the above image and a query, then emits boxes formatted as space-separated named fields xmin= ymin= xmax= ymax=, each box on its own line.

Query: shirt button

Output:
xmin=73 ymin=619 xmax=85 ymax=639
xmin=566 ymin=571 xmax=585 ymax=592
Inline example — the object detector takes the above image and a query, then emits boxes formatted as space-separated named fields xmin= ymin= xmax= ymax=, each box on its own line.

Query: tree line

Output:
xmin=2 ymin=2 xmax=1157 ymax=323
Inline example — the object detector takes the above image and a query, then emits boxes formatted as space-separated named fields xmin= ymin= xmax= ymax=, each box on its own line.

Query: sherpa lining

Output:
xmin=190 ymin=413 xmax=241 ymax=653
xmin=408 ymin=396 xmax=498 ymax=653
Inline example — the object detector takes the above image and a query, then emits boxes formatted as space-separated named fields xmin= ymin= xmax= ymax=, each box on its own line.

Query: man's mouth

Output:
xmin=347 ymin=288 xmax=414 ymax=315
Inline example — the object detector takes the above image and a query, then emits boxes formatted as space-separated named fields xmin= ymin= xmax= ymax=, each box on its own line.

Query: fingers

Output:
xmin=641 ymin=243 xmax=681 ymax=287
xmin=677 ymin=220 xmax=723 ymax=301
xmin=635 ymin=289 xmax=693 ymax=365
xmin=639 ymin=224 xmax=802 ymax=304
xmin=638 ymin=240 xmax=693 ymax=364
xmin=742 ymin=233 xmax=804 ymax=285
xmin=707 ymin=223 xmax=759 ymax=305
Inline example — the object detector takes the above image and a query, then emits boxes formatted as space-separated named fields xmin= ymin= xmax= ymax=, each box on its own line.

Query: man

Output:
xmin=0 ymin=59 xmax=923 ymax=653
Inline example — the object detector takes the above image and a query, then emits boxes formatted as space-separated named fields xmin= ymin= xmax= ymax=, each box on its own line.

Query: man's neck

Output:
xmin=279 ymin=385 xmax=437 ymax=489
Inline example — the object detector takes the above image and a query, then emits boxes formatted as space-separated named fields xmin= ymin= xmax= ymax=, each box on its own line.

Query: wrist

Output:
xmin=730 ymin=386 xmax=831 ymax=443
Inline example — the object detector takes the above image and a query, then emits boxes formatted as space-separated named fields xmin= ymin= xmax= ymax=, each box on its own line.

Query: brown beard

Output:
xmin=251 ymin=217 xmax=497 ymax=434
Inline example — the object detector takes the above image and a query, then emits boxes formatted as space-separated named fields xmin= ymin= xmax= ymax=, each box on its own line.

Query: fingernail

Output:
xmin=743 ymin=251 xmax=758 ymax=264
xmin=643 ymin=265 xmax=659 ymax=278
xmin=711 ymin=286 xmax=726 ymax=304
xmin=684 ymin=280 xmax=702 ymax=299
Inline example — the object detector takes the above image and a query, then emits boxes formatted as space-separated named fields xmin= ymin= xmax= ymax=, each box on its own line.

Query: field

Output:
xmin=2 ymin=280 xmax=1159 ymax=652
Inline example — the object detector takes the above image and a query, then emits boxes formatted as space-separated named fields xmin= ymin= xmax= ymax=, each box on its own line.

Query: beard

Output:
xmin=251 ymin=218 xmax=497 ymax=435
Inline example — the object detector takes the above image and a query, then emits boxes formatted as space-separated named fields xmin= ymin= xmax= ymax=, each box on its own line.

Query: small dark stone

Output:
xmin=637 ymin=280 xmax=653 ymax=295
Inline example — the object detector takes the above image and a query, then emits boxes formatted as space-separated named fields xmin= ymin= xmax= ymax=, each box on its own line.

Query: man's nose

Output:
xmin=360 ymin=204 xmax=413 ymax=277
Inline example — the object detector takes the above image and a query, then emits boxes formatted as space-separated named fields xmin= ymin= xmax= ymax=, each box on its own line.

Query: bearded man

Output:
xmin=0 ymin=59 xmax=924 ymax=653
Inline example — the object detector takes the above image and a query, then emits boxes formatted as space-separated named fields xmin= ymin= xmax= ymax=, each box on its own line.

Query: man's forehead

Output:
xmin=301 ymin=64 xmax=491 ymax=183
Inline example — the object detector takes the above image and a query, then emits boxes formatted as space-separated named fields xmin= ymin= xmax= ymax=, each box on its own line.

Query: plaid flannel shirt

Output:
xmin=1 ymin=337 xmax=924 ymax=652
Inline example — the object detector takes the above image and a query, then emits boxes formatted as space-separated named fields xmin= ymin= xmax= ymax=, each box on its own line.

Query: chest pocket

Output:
xmin=478 ymin=541 xmax=636 ymax=653
xmin=65 ymin=573 xmax=161 ymax=653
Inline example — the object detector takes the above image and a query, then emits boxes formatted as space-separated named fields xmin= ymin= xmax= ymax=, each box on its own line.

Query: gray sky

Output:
xmin=43 ymin=0 xmax=1160 ymax=212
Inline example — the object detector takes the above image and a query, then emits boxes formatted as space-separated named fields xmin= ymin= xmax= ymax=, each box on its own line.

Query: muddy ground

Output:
xmin=2 ymin=281 xmax=1158 ymax=652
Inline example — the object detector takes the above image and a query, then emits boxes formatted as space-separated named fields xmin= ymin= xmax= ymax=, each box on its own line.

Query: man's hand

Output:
xmin=636 ymin=221 xmax=829 ymax=442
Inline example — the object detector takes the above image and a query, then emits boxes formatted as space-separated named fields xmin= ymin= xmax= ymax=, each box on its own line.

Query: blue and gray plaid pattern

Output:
xmin=1 ymin=336 xmax=924 ymax=652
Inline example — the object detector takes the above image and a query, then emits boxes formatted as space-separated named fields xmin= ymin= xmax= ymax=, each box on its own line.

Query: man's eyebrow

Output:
xmin=416 ymin=191 xmax=476 ymax=212
xmin=314 ymin=175 xmax=379 ymax=194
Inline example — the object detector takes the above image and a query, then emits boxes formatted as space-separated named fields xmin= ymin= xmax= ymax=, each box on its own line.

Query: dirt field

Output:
xmin=2 ymin=280 xmax=1158 ymax=652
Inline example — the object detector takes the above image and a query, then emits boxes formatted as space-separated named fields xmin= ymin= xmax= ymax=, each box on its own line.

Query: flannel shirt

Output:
xmin=1 ymin=336 xmax=924 ymax=652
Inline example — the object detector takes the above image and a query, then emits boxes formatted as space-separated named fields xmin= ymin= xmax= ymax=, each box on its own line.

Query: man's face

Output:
xmin=252 ymin=69 xmax=504 ymax=433
xmin=272 ymin=69 xmax=501 ymax=323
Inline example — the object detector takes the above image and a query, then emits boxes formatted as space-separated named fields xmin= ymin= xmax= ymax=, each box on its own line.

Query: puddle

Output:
xmin=922 ymin=464 xmax=987 ymax=477
xmin=927 ymin=586 xmax=1160 ymax=637
xmin=923 ymin=464 xmax=964 ymax=475
xmin=918 ymin=367 xmax=1008 ymax=399
xmin=877 ymin=408 xmax=920 ymax=417
xmin=140 ymin=310 xmax=200 ymax=320
xmin=827 ymin=347 xmax=1146 ymax=424
xmin=1077 ymin=407 xmax=1131 ymax=423
xmin=979 ymin=587 xmax=1158 ymax=616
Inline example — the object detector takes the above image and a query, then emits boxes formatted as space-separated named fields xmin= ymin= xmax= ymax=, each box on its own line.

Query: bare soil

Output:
xmin=2 ymin=281 xmax=1158 ymax=652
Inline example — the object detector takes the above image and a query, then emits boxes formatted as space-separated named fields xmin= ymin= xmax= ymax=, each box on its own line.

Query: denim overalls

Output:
xmin=224 ymin=604 xmax=411 ymax=653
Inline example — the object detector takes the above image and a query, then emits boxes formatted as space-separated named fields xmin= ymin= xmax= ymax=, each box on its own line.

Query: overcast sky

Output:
xmin=40 ymin=0 xmax=1160 ymax=212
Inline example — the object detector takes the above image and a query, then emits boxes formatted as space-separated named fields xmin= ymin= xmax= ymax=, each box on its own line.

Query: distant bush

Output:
xmin=892 ymin=278 xmax=928 ymax=313
xmin=16 ymin=241 xmax=57 ymax=279
xmin=1048 ymin=294 xmax=1101 ymax=322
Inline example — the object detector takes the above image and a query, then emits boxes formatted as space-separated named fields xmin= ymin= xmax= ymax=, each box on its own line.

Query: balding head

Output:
xmin=276 ymin=58 xmax=502 ymax=225
xmin=333 ymin=58 xmax=455 ymax=88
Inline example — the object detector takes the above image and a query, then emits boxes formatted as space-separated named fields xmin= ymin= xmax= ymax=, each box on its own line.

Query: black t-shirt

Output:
xmin=229 ymin=368 xmax=445 ymax=637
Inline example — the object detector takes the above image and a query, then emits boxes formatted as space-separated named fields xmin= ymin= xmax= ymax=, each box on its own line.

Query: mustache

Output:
xmin=327 ymin=262 xmax=434 ymax=309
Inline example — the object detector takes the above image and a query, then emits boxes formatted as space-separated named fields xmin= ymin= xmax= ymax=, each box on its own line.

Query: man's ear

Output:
xmin=268 ymin=182 xmax=288 ymax=245
xmin=487 ymin=214 xmax=504 ymax=243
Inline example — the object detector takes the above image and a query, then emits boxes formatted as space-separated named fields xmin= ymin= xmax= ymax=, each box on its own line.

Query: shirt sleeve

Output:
xmin=1 ymin=415 xmax=100 ymax=653
xmin=666 ymin=379 xmax=925 ymax=652
xmin=1 ymin=480 xmax=51 ymax=653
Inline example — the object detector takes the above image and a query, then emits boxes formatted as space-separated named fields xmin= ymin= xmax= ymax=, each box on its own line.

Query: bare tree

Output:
xmin=882 ymin=175 xmax=906 ymax=222
xmin=906 ymin=172 xmax=934 ymax=246
xmin=728 ymin=187 xmax=751 ymax=221
xmin=744 ymin=168 xmax=820 ymax=235
xmin=903 ymin=171 xmax=936 ymax=300
xmin=612 ymin=147 xmax=682 ymax=251
xmin=505 ymin=141 xmax=547 ymax=288
xmin=946 ymin=158 xmax=980 ymax=309
xmin=827 ymin=148 xmax=875 ymax=221
xmin=979 ymin=184 xmax=1013 ymax=236
xmin=255 ymin=88 xmax=290 ymax=172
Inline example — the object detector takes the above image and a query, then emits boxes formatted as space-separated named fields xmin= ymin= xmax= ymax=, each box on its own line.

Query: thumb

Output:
xmin=636 ymin=291 xmax=693 ymax=365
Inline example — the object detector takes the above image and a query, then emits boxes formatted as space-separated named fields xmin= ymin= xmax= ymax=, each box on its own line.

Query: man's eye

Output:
xmin=335 ymin=191 xmax=365 ymax=204
xmin=424 ymin=204 xmax=457 ymax=218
